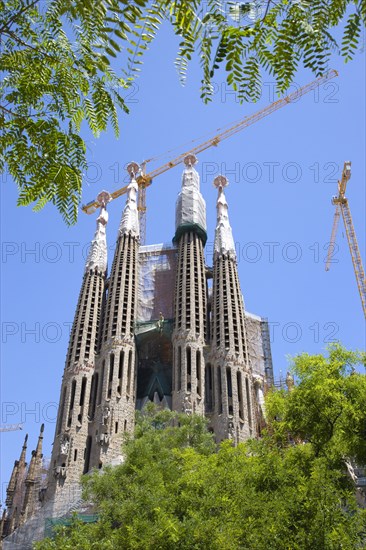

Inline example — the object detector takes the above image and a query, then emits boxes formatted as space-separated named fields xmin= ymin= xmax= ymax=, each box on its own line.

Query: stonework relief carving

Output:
xmin=59 ymin=435 xmax=70 ymax=456
xmin=182 ymin=394 xmax=192 ymax=415
xmin=99 ymin=433 xmax=110 ymax=445
xmin=157 ymin=312 xmax=164 ymax=331
xmin=102 ymin=406 xmax=111 ymax=427
xmin=286 ymin=371 xmax=295 ymax=391
xmin=253 ymin=374 xmax=266 ymax=423
xmin=54 ymin=465 xmax=67 ymax=478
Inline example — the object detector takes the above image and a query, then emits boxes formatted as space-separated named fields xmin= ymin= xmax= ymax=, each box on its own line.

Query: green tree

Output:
xmin=1 ymin=1 xmax=365 ymax=223
xmin=36 ymin=349 xmax=366 ymax=549
xmin=266 ymin=343 xmax=366 ymax=464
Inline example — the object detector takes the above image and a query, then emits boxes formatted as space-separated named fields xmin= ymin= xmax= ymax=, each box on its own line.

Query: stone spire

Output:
xmin=3 ymin=434 xmax=28 ymax=537
xmin=89 ymin=162 xmax=140 ymax=469
xmin=21 ymin=424 xmax=44 ymax=523
xmin=118 ymin=162 xmax=139 ymax=238
xmin=24 ymin=424 xmax=44 ymax=483
xmin=5 ymin=435 xmax=27 ymax=508
xmin=85 ymin=192 xmax=109 ymax=274
xmin=210 ymin=176 xmax=254 ymax=444
xmin=5 ymin=463 xmax=19 ymax=508
xmin=172 ymin=155 xmax=207 ymax=416
xmin=19 ymin=434 xmax=28 ymax=466
xmin=47 ymin=194 xmax=110 ymax=513
xmin=0 ymin=508 xmax=6 ymax=540
xmin=214 ymin=175 xmax=236 ymax=258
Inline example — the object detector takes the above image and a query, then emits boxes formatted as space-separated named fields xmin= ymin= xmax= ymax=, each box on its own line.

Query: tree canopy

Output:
xmin=1 ymin=0 xmax=365 ymax=223
xmin=266 ymin=344 xmax=366 ymax=465
xmin=36 ymin=345 xmax=366 ymax=550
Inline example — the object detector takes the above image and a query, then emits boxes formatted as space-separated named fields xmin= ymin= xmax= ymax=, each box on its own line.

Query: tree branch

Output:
xmin=0 ymin=0 xmax=40 ymax=34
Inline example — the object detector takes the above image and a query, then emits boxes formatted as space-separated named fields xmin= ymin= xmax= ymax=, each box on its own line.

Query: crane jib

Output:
xmin=81 ymin=70 xmax=339 ymax=241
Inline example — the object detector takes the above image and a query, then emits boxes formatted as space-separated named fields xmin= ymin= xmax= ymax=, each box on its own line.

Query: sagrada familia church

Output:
xmin=1 ymin=156 xmax=274 ymax=548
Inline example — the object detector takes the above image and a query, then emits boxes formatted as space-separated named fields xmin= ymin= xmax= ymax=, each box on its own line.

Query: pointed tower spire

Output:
xmin=48 ymin=194 xmax=110 ymax=512
xmin=90 ymin=162 xmax=140 ymax=469
xmin=19 ymin=433 xmax=28 ymax=465
xmin=85 ymin=192 xmax=109 ymax=274
xmin=172 ymin=155 xmax=207 ymax=416
xmin=4 ymin=434 xmax=28 ymax=536
xmin=5 ymin=434 xmax=27 ymax=514
xmin=21 ymin=424 xmax=45 ymax=523
xmin=210 ymin=175 xmax=254 ymax=445
xmin=214 ymin=175 xmax=236 ymax=258
xmin=0 ymin=508 xmax=6 ymax=540
xmin=5 ymin=434 xmax=26 ymax=509
xmin=118 ymin=162 xmax=139 ymax=238
xmin=5 ymin=462 xmax=19 ymax=508
xmin=25 ymin=424 xmax=44 ymax=483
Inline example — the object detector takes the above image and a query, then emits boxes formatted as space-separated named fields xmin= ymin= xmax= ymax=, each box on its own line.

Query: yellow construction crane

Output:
xmin=325 ymin=161 xmax=366 ymax=318
xmin=82 ymin=70 xmax=338 ymax=244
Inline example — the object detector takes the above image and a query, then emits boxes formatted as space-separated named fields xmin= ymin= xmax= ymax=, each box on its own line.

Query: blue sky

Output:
xmin=1 ymin=21 xmax=365 ymax=501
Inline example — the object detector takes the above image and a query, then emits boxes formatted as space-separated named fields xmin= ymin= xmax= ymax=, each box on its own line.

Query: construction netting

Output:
xmin=175 ymin=166 xmax=207 ymax=239
xmin=245 ymin=312 xmax=273 ymax=384
xmin=44 ymin=514 xmax=98 ymax=539
xmin=138 ymin=244 xmax=177 ymax=322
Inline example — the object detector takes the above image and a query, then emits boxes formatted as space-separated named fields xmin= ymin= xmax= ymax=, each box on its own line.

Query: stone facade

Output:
xmin=2 ymin=160 xmax=274 ymax=548
xmin=46 ymin=197 xmax=108 ymax=515
xmin=1 ymin=426 xmax=45 ymax=543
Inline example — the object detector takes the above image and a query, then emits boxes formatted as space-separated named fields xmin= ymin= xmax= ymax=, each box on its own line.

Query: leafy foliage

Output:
xmin=0 ymin=0 xmax=134 ymax=223
xmin=1 ymin=0 xmax=364 ymax=223
xmin=266 ymin=343 xmax=366 ymax=464
xmin=36 ymin=350 xmax=366 ymax=549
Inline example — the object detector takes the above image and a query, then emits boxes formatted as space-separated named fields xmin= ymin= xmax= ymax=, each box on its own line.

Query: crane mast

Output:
xmin=326 ymin=161 xmax=366 ymax=318
xmin=82 ymin=70 xmax=338 ymax=245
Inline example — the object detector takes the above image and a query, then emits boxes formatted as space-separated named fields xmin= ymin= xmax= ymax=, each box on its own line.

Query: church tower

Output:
xmin=2 ymin=157 xmax=275 ymax=550
xmin=172 ymin=155 xmax=207 ymax=415
xmin=47 ymin=192 xmax=109 ymax=510
xmin=89 ymin=165 xmax=139 ymax=468
xmin=3 ymin=434 xmax=28 ymax=536
xmin=20 ymin=424 xmax=44 ymax=524
xmin=210 ymin=176 xmax=254 ymax=444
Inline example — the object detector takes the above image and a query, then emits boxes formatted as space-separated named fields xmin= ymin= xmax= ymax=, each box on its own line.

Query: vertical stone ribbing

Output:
xmin=172 ymin=156 xmax=207 ymax=415
xmin=1 ymin=155 xmax=278 ymax=549
xmin=47 ymin=198 xmax=109 ymax=511
xmin=89 ymin=176 xmax=139 ymax=469
xmin=3 ymin=435 xmax=28 ymax=537
xmin=210 ymin=176 xmax=254 ymax=444
xmin=20 ymin=424 xmax=44 ymax=524
xmin=102 ymin=232 xmax=137 ymax=343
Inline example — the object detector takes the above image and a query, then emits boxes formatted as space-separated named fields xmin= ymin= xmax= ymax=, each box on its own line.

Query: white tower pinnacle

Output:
xmin=85 ymin=191 xmax=110 ymax=274
xmin=175 ymin=154 xmax=207 ymax=241
xmin=119 ymin=163 xmax=140 ymax=238
xmin=213 ymin=175 xmax=236 ymax=258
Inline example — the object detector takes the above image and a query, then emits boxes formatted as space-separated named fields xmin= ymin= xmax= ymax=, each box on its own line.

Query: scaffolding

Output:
xmin=138 ymin=244 xmax=177 ymax=322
